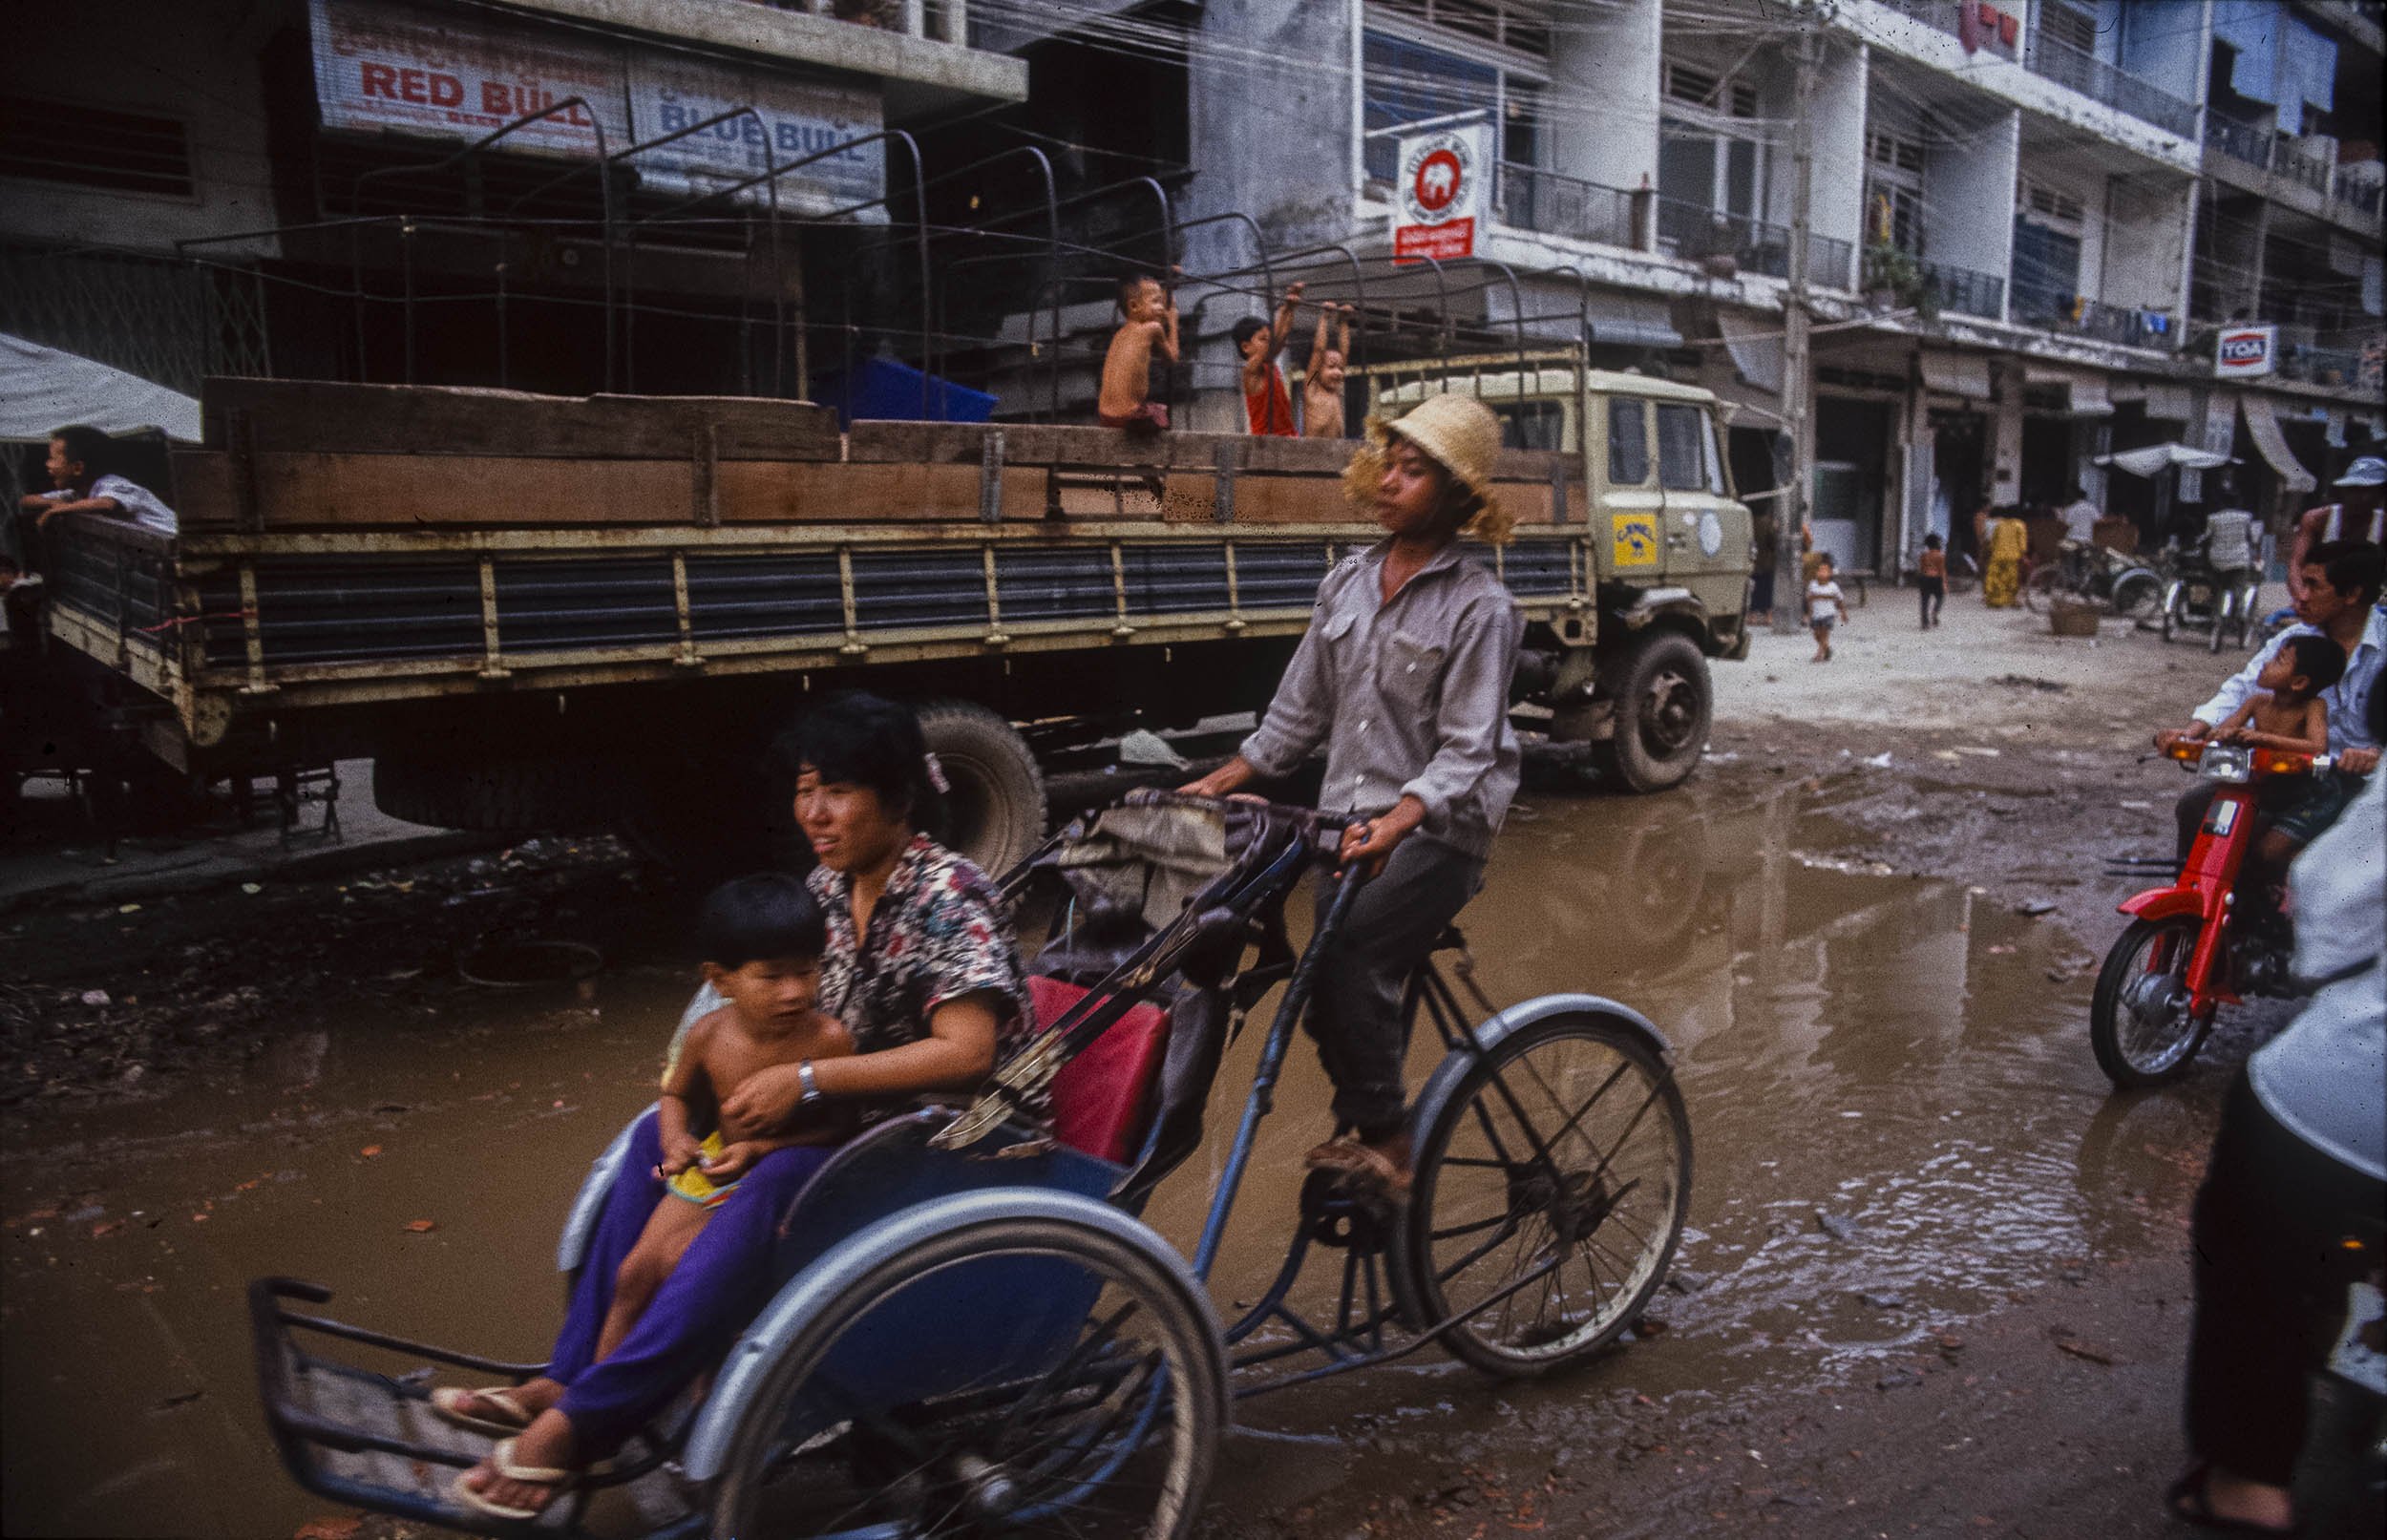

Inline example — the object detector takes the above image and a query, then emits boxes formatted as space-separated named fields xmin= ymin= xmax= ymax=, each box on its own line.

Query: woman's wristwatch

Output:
xmin=796 ymin=1060 xmax=822 ymax=1106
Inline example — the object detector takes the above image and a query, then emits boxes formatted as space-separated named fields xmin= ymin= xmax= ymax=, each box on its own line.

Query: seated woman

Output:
xmin=447 ymin=691 xmax=1035 ymax=1520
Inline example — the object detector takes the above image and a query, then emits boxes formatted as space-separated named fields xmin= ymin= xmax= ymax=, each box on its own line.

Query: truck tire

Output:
xmin=919 ymin=699 xmax=1047 ymax=875
xmin=1593 ymin=632 xmax=1712 ymax=793
xmin=372 ymin=753 xmax=639 ymax=831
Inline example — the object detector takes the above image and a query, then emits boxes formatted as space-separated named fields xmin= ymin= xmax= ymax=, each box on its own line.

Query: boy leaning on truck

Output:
xmin=1097 ymin=273 xmax=1179 ymax=435
xmin=17 ymin=425 xmax=179 ymax=537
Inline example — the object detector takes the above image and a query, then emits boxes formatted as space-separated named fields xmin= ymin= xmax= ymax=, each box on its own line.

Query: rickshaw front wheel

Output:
xmin=704 ymin=1202 xmax=1223 ymax=1540
xmin=1404 ymin=1015 xmax=1692 ymax=1379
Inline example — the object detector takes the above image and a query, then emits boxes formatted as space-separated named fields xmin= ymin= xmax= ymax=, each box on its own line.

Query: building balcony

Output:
xmin=1918 ymin=260 xmax=2003 ymax=320
xmin=2012 ymin=290 xmax=2178 ymax=350
xmin=2333 ymin=167 xmax=2384 ymax=219
xmin=1492 ymin=161 xmax=1639 ymax=250
xmin=2022 ymin=28 xmax=2197 ymax=139
xmin=1655 ymin=196 xmax=1856 ymax=289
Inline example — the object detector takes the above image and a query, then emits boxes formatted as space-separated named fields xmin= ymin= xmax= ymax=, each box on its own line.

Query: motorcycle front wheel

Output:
xmin=2090 ymin=915 xmax=2218 ymax=1088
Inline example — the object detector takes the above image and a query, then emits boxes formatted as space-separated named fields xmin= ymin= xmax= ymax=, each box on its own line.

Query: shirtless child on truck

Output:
xmin=1098 ymin=273 xmax=1180 ymax=435
xmin=1302 ymin=302 xmax=1353 ymax=438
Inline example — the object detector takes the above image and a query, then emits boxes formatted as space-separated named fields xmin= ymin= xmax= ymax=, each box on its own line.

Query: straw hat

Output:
xmin=1343 ymin=392 xmax=1512 ymax=542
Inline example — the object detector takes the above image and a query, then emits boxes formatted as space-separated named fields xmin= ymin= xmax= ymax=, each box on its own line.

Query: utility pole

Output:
xmin=1773 ymin=22 xmax=1818 ymax=634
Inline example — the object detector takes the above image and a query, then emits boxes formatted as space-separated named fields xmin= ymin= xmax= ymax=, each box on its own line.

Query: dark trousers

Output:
xmin=2174 ymin=778 xmax=2220 ymax=863
xmin=1306 ymin=834 xmax=1483 ymax=1137
xmin=549 ymin=1108 xmax=835 ymax=1457
xmin=2185 ymin=1072 xmax=2385 ymax=1485
xmin=1918 ymin=576 xmax=1944 ymax=627
xmin=1751 ymin=568 xmax=1776 ymax=617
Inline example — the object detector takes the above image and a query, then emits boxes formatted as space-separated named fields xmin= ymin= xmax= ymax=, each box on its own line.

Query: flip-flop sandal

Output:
xmin=2165 ymin=1463 xmax=2297 ymax=1535
xmin=430 ymin=1384 xmax=536 ymax=1438
xmin=451 ymin=1437 xmax=577 ymax=1521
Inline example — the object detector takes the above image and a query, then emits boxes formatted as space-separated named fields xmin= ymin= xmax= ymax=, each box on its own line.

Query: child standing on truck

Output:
xmin=1302 ymin=302 xmax=1354 ymax=438
xmin=1097 ymin=274 xmax=1179 ymax=435
xmin=1236 ymin=281 xmax=1305 ymax=436
xmin=1807 ymin=552 xmax=1848 ymax=662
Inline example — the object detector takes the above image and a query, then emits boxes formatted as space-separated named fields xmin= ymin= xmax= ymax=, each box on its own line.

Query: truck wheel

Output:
xmin=372 ymin=753 xmax=638 ymax=831
xmin=1594 ymin=632 xmax=1712 ymax=793
xmin=918 ymin=700 xmax=1046 ymax=875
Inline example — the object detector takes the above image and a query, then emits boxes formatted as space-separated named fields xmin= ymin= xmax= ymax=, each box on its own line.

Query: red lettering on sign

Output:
xmin=482 ymin=81 xmax=512 ymax=116
xmin=360 ymin=62 xmax=399 ymax=98
xmin=430 ymin=74 xmax=463 ymax=108
xmin=1394 ymin=219 xmax=1475 ymax=264
xmin=398 ymin=68 xmax=429 ymax=104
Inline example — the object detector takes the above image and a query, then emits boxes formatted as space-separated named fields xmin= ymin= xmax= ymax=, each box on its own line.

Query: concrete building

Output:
xmin=0 ymin=0 xmax=1029 ymax=397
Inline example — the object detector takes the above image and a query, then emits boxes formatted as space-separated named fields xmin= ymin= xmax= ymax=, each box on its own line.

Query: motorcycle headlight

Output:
xmin=2200 ymin=745 xmax=2252 ymax=783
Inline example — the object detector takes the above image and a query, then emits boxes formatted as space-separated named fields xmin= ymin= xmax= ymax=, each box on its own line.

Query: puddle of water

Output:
xmin=1 ymin=780 xmax=2214 ymax=1536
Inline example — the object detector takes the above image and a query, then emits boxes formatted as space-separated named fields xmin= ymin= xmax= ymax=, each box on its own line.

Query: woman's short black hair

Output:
xmin=772 ymin=690 xmax=943 ymax=833
xmin=694 ymin=873 xmax=826 ymax=967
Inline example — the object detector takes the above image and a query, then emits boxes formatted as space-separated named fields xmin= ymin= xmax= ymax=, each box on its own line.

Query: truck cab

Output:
xmin=1372 ymin=358 xmax=1754 ymax=790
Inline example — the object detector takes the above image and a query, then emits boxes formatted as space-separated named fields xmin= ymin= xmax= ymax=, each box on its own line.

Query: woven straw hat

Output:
xmin=1371 ymin=392 xmax=1502 ymax=504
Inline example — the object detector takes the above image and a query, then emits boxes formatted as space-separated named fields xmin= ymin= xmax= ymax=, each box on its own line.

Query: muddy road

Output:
xmin=0 ymin=610 xmax=2313 ymax=1537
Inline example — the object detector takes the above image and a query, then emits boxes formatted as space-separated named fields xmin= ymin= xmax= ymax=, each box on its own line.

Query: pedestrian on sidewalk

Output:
xmin=1916 ymin=535 xmax=1946 ymax=629
xmin=1977 ymin=505 xmax=2027 ymax=608
xmin=1807 ymin=553 xmax=1848 ymax=662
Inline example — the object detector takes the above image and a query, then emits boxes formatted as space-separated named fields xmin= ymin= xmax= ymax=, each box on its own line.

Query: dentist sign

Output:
xmin=1394 ymin=121 xmax=1489 ymax=263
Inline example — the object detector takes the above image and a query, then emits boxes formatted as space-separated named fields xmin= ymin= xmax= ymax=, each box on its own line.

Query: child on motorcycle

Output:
xmin=2212 ymin=632 xmax=2348 ymax=890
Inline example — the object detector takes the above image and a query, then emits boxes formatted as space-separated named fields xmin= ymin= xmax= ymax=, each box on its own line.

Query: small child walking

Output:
xmin=1097 ymin=273 xmax=1179 ymax=435
xmin=1917 ymin=534 xmax=1947 ymax=629
xmin=1807 ymin=552 xmax=1848 ymax=662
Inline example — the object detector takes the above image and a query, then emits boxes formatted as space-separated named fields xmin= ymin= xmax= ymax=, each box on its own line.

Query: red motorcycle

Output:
xmin=2091 ymin=738 xmax=2337 ymax=1087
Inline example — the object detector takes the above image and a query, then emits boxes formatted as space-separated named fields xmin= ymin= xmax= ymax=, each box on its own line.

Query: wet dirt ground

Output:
xmin=0 ymin=608 xmax=2338 ymax=1538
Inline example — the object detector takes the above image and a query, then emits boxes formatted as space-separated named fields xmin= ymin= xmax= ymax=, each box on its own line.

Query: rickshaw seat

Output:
xmin=1034 ymin=975 xmax=1172 ymax=1164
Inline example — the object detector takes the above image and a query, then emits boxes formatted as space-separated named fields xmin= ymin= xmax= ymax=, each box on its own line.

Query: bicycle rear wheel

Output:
xmin=2022 ymin=565 xmax=2065 ymax=614
xmin=1404 ymin=1016 xmax=1691 ymax=1378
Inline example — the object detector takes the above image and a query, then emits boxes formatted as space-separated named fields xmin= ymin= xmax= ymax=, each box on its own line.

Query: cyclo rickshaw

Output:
xmin=249 ymin=791 xmax=1694 ymax=1537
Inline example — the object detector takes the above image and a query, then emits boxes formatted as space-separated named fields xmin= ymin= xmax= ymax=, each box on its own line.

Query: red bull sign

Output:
xmin=1394 ymin=122 xmax=1489 ymax=264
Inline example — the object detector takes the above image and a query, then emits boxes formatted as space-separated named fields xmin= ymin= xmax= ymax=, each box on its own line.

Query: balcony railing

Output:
xmin=2332 ymin=167 xmax=2383 ymax=218
xmin=2207 ymin=111 xmax=2271 ymax=169
xmin=1656 ymin=197 xmax=1855 ymax=289
xmin=2276 ymin=343 xmax=2367 ymax=387
xmin=2013 ymin=289 xmax=2177 ymax=349
xmin=1492 ymin=161 xmax=1637 ymax=248
xmin=2023 ymin=28 xmax=2198 ymax=138
xmin=2274 ymin=137 xmax=2332 ymax=197
xmin=1919 ymin=260 xmax=2003 ymax=320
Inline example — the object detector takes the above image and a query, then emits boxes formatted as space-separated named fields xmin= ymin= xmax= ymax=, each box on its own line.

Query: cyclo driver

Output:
xmin=2154 ymin=538 xmax=2384 ymax=874
xmin=1182 ymin=394 xmax=1522 ymax=1202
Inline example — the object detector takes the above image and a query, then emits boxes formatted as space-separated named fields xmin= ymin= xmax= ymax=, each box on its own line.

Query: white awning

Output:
xmin=1920 ymin=351 xmax=1993 ymax=400
xmin=2022 ymin=364 xmax=2115 ymax=416
xmin=2098 ymin=443 xmax=2233 ymax=477
xmin=1717 ymin=310 xmax=1783 ymax=394
xmin=2240 ymin=392 xmax=2318 ymax=493
xmin=0 ymin=333 xmax=201 ymax=442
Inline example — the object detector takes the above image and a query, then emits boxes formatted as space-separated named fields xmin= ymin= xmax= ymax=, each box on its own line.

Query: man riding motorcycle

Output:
xmin=2155 ymin=540 xmax=2384 ymax=875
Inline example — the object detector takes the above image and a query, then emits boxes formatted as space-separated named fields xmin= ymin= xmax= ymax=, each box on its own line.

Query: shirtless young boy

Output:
xmin=1302 ymin=302 xmax=1353 ymax=438
xmin=598 ymin=874 xmax=853 ymax=1362
xmin=1098 ymin=273 xmax=1179 ymax=435
xmin=2210 ymin=632 xmax=2346 ymax=881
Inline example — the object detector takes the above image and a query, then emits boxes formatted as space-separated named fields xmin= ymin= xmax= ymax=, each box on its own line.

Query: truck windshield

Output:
xmin=1656 ymin=403 xmax=1722 ymax=494
xmin=1608 ymin=399 xmax=1649 ymax=485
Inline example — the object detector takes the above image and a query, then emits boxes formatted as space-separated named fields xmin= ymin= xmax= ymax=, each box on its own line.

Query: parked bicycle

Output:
xmin=2022 ymin=541 xmax=2163 ymax=618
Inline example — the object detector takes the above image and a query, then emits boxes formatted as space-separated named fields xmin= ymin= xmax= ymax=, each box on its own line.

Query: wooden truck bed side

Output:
xmin=45 ymin=381 xmax=1596 ymax=750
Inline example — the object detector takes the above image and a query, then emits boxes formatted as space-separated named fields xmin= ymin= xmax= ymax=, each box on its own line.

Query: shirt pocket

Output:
xmin=1382 ymin=627 xmax=1447 ymax=716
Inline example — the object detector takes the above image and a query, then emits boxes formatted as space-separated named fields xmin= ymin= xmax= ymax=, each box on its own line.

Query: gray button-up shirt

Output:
xmin=1239 ymin=541 xmax=1523 ymax=857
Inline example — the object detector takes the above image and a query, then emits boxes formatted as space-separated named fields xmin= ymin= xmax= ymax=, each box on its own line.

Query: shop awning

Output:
xmin=2098 ymin=443 xmax=2233 ymax=477
xmin=2023 ymin=364 xmax=2114 ymax=416
xmin=2109 ymin=380 xmax=2197 ymax=421
xmin=1700 ymin=364 xmax=1786 ymax=429
xmin=1716 ymin=310 xmax=1783 ymax=394
xmin=1920 ymin=351 xmax=1993 ymax=401
xmin=2239 ymin=392 xmax=2318 ymax=493
xmin=0 ymin=333 xmax=201 ymax=442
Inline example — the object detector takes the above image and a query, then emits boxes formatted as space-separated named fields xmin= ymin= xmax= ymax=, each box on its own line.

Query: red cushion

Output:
xmin=1034 ymin=976 xmax=1172 ymax=1165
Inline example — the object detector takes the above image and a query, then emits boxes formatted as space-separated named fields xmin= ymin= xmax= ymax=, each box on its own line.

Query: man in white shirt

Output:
xmin=15 ymin=425 xmax=178 ymax=537
xmin=2059 ymin=481 xmax=2102 ymax=546
xmin=2286 ymin=456 xmax=2384 ymax=605
xmin=2156 ymin=539 xmax=2384 ymax=857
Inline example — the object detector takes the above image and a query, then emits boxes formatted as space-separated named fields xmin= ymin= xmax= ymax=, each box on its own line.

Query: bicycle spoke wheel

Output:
xmin=2089 ymin=916 xmax=2216 ymax=1088
xmin=711 ymin=1216 xmax=1222 ymax=1540
xmin=1405 ymin=1018 xmax=1691 ymax=1378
